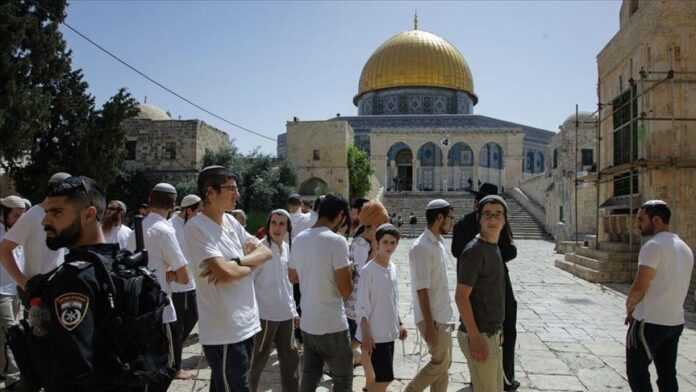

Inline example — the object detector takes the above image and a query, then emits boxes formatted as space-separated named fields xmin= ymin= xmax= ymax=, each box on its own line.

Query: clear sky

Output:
xmin=63 ymin=0 xmax=622 ymax=155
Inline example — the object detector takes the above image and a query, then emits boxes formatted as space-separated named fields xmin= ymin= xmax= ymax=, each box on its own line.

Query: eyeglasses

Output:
xmin=219 ymin=184 xmax=238 ymax=192
xmin=481 ymin=212 xmax=504 ymax=220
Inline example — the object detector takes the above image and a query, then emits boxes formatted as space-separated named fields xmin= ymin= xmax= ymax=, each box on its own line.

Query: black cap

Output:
xmin=476 ymin=183 xmax=498 ymax=200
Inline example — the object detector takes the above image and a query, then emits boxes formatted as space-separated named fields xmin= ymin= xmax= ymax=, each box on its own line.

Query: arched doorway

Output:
xmin=417 ymin=142 xmax=443 ymax=191
xmin=387 ymin=142 xmax=413 ymax=191
xmin=447 ymin=142 xmax=474 ymax=191
xmin=479 ymin=142 xmax=504 ymax=190
xmin=299 ymin=177 xmax=328 ymax=197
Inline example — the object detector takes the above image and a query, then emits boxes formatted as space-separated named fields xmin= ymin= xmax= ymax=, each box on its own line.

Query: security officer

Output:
xmin=451 ymin=183 xmax=520 ymax=391
xmin=16 ymin=176 xmax=169 ymax=392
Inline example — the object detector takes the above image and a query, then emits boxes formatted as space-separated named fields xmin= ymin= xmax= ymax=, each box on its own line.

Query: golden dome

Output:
xmin=355 ymin=29 xmax=476 ymax=104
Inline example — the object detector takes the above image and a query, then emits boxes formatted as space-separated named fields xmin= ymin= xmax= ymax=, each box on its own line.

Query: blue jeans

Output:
xmin=300 ymin=330 xmax=353 ymax=392
xmin=203 ymin=338 xmax=254 ymax=392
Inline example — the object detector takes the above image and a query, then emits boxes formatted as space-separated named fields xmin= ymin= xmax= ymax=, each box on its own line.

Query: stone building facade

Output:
xmin=121 ymin=103 xmax=231 ymax=183
xmin=279 ymin=27 xmax=553 ymax=197
xmin=588 ymin=0 xmax=696 ymax=293
xmin=545 ymin=112 xmax=598 ymax=241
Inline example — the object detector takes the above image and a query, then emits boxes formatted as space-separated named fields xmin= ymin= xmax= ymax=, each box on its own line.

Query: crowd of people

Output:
xmin=0 ymin=166 xmax=693 ymax=392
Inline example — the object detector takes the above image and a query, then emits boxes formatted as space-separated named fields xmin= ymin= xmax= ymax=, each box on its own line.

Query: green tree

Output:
xmin=347 ymin=145 xmax=373 ymax=199
xmin=0 ymin=0 xmax=71 ymax=173
xmin=1 ymin=0 xmax=139 ymax=201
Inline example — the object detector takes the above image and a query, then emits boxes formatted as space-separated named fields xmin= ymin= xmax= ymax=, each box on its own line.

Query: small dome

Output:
xmin=355 ymin=29 xmax=476 ymax=105
xmin=135 ymin=103 xmax=170 ymax=121
xmin=563 ymin=111 xmax=597 ymax=125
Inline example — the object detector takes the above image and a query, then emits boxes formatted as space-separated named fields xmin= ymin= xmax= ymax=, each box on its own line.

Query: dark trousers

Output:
xmin=249 ymin=319 xmax=299 ymax=392
xmin=292 ymin=284 xmax=302 ymax=344
xmin=203 ymin=338 xmax=254 ymax=392
xmin=300 ymin=330 xmax=353 ymax=392
xmin=626 ymin=320 xmax=683 ymax=392
xmin=172 ymin=290 xmax=199 ymax=371
xmin=503 ymin=280 xmax=518 ymax=384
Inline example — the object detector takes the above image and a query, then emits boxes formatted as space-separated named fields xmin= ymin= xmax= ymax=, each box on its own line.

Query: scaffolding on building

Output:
xmin=568 ymin=47 xmax=696 ymax=256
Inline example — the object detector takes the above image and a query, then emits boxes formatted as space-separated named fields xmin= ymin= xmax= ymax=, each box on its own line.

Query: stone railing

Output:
xmin=507 ymin=187 xmax=546 ymax=226
xmin=518 ymin=173 xmax=550 ymax=207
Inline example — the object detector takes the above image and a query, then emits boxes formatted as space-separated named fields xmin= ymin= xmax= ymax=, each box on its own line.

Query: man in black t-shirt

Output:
xmin=451 ymin=184 xmax=519 ymax=391
xmin=455 ymin=195 xmax=508 ymax=392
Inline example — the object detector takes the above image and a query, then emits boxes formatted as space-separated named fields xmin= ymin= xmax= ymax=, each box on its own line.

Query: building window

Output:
xmin=612 ymin=84 xmax=638 ymax=166
xmin=313 ymin=149 xmax=320 ymax=161
xmin=126 ymin=140 xmax=137 ymax=160
xmin=614 ymin=171 xmax=639 ymax=196
xmin=553 ymin=149 xmax=558 ymax=169
xmin=165 ymin=142 xmax=176 ymax=160
xmin=581 ymin=149 xmax=594 ymax=167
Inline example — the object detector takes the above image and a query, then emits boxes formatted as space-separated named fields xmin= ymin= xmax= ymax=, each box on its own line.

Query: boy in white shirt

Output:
xmin=102 ymin=200 xmax=132 ymax=249
xmin=249 ymin=209 xmax=299 ymax=392
xmin=356 ymin=224 xmax=407 ymax=392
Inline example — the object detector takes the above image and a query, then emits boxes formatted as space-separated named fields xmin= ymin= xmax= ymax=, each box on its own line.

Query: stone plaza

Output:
xmin=168 ymin=239 xmax=696 ymax=392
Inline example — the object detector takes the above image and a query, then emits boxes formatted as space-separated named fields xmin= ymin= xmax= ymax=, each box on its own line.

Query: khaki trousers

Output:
xmin=458 ymin=330 xmax=503 ymax=392
xmin=404 ymin=322 xmax=452 ymax=392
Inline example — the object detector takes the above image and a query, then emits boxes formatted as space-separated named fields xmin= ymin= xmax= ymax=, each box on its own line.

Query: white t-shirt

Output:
xmin=289 ymin=211 xmax=312 ymax=240
xmin=3 ymin=205 xmax=64 ymax=279
xmin=0 ymin=224 xmax=25 ymax=295
xmin=356 ymin=260 xmax=400 ymax=343
xmin=185 ymin=213 xmax=261 ymax=345
xmin=345 ymin=236 xmax=371 ymax=320
xmin=289 ymin=226 xmax=351 ymax=335
xmin=103 ymin=224 xmax=132 ymax=250
xmin=409 ymin=229 xmax=454 ymax=325
xmin=634 ymin=232 xmax=694 ymax=326
xmin=169 ymin=214 xmax=196 ymax=293
xmin=253 ymin=241 xmax=297 ymax=322
xmin=127 ymin=213 xmax=187 ymax=324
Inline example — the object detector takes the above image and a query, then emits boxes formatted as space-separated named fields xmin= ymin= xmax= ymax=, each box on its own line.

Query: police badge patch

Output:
xmin=55 ymin=293 xmax=89 ymax=331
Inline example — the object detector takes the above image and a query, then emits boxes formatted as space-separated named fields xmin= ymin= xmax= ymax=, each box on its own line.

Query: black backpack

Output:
xmin=7 ymin=245 xmax=175 ymax=390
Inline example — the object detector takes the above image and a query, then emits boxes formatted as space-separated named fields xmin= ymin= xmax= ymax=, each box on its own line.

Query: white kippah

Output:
xmin=272 ymin=209 xmax=292 ymax=220
xmin=48 ymin=172 xmax=71 ymax=184
xmin=181 ymin=194 xmax=201 ymax=208
xmin=479 ymin=195 xmax=509 ymax=210
xmin=426 ymin=199 xmax=450 ymax=210
xmin=643 ymin=199 xmax=667 ymax=206
xmin=153 ymin=183 xmax=177 ymax=195
xmin=0 ymin=195 xmax=26 ymax=209
xmin=113 ymin=200 xmax=127 ymax=213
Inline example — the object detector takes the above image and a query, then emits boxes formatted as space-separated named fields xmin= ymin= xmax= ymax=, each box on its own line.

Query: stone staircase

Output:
xmin=555 ymin=241 xmax=639 ymax=283
xmin=381 ymin=191 xmax=550 ymax=240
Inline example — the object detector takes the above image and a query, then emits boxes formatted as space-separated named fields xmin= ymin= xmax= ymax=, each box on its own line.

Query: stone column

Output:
xmin=412 ymin=159 xmax=420 ymax=192
xmin=442 ymin=159 xmax=449 ymax=192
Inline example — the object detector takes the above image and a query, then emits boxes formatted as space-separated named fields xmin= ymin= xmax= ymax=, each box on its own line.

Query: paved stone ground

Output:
xmin=170 ymin=239 xmax=696 ymax=391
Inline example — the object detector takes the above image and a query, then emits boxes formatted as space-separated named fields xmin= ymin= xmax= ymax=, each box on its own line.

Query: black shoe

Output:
xmin=504 ymin=380 xmax=521 ymax=391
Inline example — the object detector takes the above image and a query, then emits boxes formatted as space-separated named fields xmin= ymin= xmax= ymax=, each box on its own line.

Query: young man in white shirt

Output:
xmin=169 ymin=194 xmax=201 ymax=380
xmin=102 ymin=200 xmax=132 ymax=249
xmin=0 ymin=195 xmax=26 ymax=388
xmin=126 ymin=184 xmax=191 ymax=378
xmin=185 ymin=166 xmax=272 ymax=392
xmin=626 ymin=200 xmax=694 ymax=392
xmin=0 ymin=172 xmax=69 ymax=301
xmin=288 ymin=194 xmax=353 ymax=392
xmin=249 ymin=209 xmax=299 ymax=392
xmin=356 ymin=223 xmax=407 ymax=392
xmin=405 ymin=199 xmax=455 ymax=392
xmin=288 ymin=194 xmax=311 ymax=239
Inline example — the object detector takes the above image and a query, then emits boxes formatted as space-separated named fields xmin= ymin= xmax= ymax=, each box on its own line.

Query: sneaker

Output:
xmin=504 ymin=380 xmax=521 ymax=391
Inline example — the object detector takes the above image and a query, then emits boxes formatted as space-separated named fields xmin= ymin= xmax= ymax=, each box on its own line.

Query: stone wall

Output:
xmin=597 ymin=0 xmax=696 ymax=307
xmin=122 ymin=118 xmax=231 ymax=174
xmin=286 ymin=120 xmax=353 ymax=197
xmin=544 ymin=115 xmax=598 ymax=240
xmin=518 ymin=173 xmax=549 ymax=208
